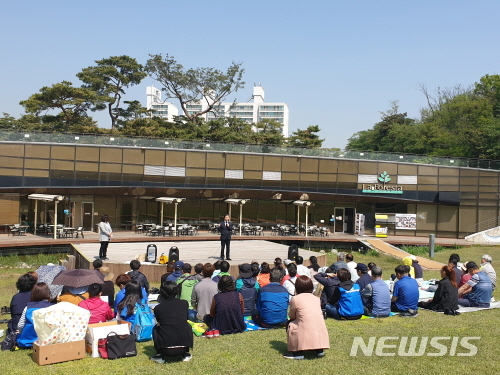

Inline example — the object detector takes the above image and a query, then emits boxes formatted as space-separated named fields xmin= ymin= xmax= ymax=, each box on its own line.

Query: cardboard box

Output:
xmin=85 ymin=321 xmax=131 ymax=358
xmin=33 ymin=340 xmax=86 ymax=366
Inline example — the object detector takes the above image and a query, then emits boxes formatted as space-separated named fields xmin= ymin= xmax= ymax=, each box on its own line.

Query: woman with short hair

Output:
xmin=151 ymin=281 xmax=194 ymax=363
xmin=16 ymin=283 xmax=53 ymax=348
xmin=283 ymin=276 xmax=330 ymax=360
xmin=257 ymin=262 xmax=271 ymax=288
xmin=98 ymin=214 xmax=113 ymax=260
xmin=78 ymin=283 xmax=114 ymax=324
xmin=8 ymin=273 xmax=37 ymax=334
xmin=205 ymin=275 xmax=246 ymax=336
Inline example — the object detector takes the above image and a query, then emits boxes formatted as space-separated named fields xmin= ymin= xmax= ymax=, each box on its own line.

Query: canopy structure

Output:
xmin=155 ymin=197 xmax=186 ymax=230
xmin=292 ymin=200 xmax=314 ymax=237
xmin=225 ymin=199 xmax=250 ymax=236
xmin=28 ymin=194 xmax=64 ymax=239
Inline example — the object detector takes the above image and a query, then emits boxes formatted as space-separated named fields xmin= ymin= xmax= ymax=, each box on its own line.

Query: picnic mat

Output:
xmin=422 ymin=301 xmax=500 ymax=314
xmin=244 ymin=316 xmax=272 ymax=331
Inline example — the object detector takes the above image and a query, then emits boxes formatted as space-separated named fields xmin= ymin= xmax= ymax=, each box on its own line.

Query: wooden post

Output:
xmin=34 ymin=199 xmax=38 ymax=235
xmin=54 ymin=200 xmax=58 ymax=240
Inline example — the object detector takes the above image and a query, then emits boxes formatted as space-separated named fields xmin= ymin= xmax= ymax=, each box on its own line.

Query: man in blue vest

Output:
xmin=361 ymin=266 xmax=391 ymax=318
xmin=391 ymin=265 xmax=419 ymax=316
xmin=325 ymin=268 xmax=364 ymax=320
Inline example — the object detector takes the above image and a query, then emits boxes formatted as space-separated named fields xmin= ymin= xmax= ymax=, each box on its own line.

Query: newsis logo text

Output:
xmin=350 ymin=336 xmax=480 ymax=357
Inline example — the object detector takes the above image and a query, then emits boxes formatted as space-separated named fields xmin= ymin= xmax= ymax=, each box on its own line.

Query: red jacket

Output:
xmin=78 ymin=297 xmax=114 ymax=324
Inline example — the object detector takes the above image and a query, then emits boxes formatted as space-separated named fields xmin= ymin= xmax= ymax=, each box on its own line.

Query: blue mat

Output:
xmin=244 ymin=316 xmax=271 ymax=331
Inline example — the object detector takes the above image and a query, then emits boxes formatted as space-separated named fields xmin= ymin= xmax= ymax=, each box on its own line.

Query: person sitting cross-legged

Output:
xmin=151 ymin=281 xmax=194 ymax=363
xmin=191 ymin=263 xmax=219 ymax=322
xmin=204 ymin=276 xmax=246 ymax=336
xmin=458 ymin=261 xmax=492 ymax=308
xmin=418 ymin=265 xmax=459 ymax=315
xmin=325 ymin=268 xmax=364 ymax=320
xmin=252 ymin=268 xmax=289 ymax=328
xmin=16 ymin=283 xmax=53 ymax=348
xmin=235 ymin=263 xmax=260 ymax=316
xmin=360 ymin=266 xmax=391 ymax=318
xmin=355 ymin=263 xmax=372 ymax=291
xmin=78 ymin=283 xmax=114 ymax=324
xmin=391 ymin=265 xmax=419 ymax=316
xmin=176 ymin=263 xmax=199 ymax=321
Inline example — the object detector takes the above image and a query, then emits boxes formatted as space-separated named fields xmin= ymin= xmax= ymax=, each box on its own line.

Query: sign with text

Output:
xmin=395 ymin=214 xmax=417 ymax=230
xmin=362 ymin=172 xmax=403 ymax=194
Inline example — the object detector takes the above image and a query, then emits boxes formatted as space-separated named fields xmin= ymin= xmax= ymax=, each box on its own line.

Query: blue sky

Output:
xmin=1 ymin=1 xmax=499 ymax=148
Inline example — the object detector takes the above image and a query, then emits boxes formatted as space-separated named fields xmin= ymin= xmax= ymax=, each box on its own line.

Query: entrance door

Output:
xmin=334 ymin=208 xmax=344 ymax=233
xmin=345 ymin=208 xmax=356 ymax=233
xmin=82 ymin=203 xmax=94 ymax=231
xmin=334 ymin=207 xmax=356 ymax=233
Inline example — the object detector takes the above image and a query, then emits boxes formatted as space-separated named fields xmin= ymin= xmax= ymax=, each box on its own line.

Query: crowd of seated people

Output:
xmin=3 ymin=250 xmax=496 ymax=362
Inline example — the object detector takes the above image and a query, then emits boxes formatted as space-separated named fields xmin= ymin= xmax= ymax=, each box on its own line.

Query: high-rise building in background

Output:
xmin=146 ymin=85 xmax=289 ymax=136
xmin=146 ymin=86 xmax=179 ymax=122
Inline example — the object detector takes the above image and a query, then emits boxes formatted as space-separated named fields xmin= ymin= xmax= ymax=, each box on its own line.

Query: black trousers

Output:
xmin=99 ymin=241 xmax=109 ymax=258
xmin=220 ymin=238 xmax=230 ymax=259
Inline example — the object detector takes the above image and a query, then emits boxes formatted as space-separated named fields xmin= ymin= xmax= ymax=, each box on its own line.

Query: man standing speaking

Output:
xmin=219 ymin=214 xmax=233 ymax=261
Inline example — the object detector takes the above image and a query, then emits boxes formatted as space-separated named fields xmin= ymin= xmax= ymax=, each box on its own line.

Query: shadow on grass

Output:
xmin=269 ymin=340 xmax=287 ymax=355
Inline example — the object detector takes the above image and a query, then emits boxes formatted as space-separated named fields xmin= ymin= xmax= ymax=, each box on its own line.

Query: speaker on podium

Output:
xmin=169 ymin=246 xmax=180 ymax=263
xmin=288 ymin=244 xmax=299 ymax=261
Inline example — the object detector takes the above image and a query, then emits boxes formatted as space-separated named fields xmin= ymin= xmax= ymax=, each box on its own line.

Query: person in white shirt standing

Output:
xmin=98 ymin=214 xmax=113 ymax=260
xmin=346 ymin=254 xmax=359 ymax=282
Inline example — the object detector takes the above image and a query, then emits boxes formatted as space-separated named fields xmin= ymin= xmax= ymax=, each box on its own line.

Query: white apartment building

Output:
xmin=146 ymin=85 xmax=289 ymax=136
xmin=146 ymin=86 xmax=179 ymax=122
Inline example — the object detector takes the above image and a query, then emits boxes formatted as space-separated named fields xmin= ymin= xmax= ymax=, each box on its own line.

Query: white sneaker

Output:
xmin=491 ymin=297 xmax=495 ymax=302
xmin=150 ymin=354 xmax=165 ymax=364
xmin=283 ymin=353 xmax=304 ymax=360
xmin=182 ymin=353 xmax=193 ymax=362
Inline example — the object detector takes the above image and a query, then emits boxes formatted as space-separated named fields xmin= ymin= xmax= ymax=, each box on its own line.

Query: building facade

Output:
xmin=146 ymin=86 xmax=179 ymax=122
xmin=0 ymin=132 xmax=498 ymax=239
xmin=147 ymin=85 xmax=290 ymax=137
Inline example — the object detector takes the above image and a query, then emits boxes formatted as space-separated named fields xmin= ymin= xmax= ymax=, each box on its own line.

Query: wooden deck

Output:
xmin=0 ymin=229 xmax=472 ymax=249
xmin=72 ymin=240 xmax=327 ymax=283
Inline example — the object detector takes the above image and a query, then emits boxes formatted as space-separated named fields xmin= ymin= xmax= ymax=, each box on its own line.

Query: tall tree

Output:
xmin=145 ymin=54 xmax=245 ymax=123
xmin=19 ymin=81 xmax=99 ymax=130
xmin=77 ymin=55 xmax=147 ymax=129
xmin=254 ymin=119 xmax=285 ymax=145
xmin=288 ymin=125 xmax=324 ymax=148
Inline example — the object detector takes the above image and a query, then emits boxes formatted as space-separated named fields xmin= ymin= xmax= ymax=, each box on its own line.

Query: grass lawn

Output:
xmin=0 ymin=247 xmax=499 ymax=375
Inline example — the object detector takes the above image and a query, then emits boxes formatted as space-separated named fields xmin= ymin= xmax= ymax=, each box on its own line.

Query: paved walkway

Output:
xmin=365 ymin=239 xmax=445 ymax=270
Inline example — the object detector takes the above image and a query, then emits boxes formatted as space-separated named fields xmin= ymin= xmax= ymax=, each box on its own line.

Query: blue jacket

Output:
xmin=337 ymin=284 xmax=364 ymax=317
xmin=114 ymin=288 xmax=148 ymax=313
xmin=17 ymin=301 xmax=53 ymax=348
xmin=166 ymin=270 xmax=183 ymax=282
xmin=236 ymin=278 xmax=259 ymax=316
xmin=256 ymin=282 xmax=289 ymax=325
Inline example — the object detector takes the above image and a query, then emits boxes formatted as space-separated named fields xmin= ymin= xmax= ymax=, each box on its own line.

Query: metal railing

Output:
xmin=1 ymin=130 xmax=500 ymax=170
xmin=466 ymin=216 xmax=500 ymax=236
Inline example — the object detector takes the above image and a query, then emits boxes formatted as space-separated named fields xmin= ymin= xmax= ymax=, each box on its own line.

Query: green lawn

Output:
xmin=1 ymin=248 xmax=499 ymax=375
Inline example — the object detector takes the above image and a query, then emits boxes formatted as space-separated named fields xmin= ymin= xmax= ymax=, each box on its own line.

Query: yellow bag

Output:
xmin=158 ymin=253 xmax=168 ymax=264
